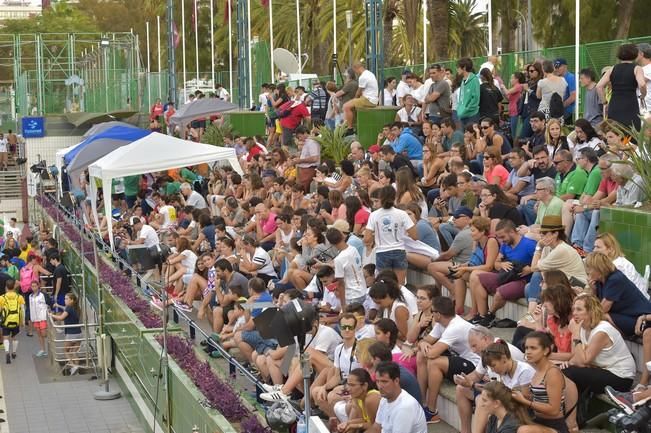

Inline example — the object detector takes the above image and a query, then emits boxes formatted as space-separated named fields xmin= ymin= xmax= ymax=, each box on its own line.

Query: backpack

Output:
xmin=276 ymin=101 xmax=295 ymax=119
xmin=548 ymin=92 xmax=565 ymax=119
xmin=0 ymin=293 xmax=21 ymax=329
xmin=19 ymin=265 xmax=37 ymax=294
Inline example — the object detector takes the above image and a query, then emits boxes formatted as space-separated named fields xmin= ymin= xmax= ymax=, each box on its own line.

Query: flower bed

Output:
xmin=159 ymin=335 xmax=269 ymax=433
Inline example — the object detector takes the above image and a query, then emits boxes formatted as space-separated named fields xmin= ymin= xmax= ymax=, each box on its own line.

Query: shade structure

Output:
xmin=168 ymin=98 xmax=237 ymax=129
xmin=88 ymin=132 xmax=243 ymax=249
xmin=63 ymin=126 xmax=151 ymax=191
xmin=83 ymin=121 xmax=140 ymax=138
xmin=65 ymin=111 xmax=139 ymax=128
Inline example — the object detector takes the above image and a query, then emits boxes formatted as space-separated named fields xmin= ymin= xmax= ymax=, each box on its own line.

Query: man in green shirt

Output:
xmin=0 ymin=255 xmax=18 ymax=280
xmin=561 ymin=147 xmax=602 ymax=238
xmin=123 ymin=175 xmax=141 ymax=209
xmin=456 ymin=57 xmax=480 ymax=127
xmin=553 ymin=149 xmax=587 ymax=200
xmin=180 ymin=167 xmax=198 ymax=183
xmin=533 ymin=177 xmax=564 ymax=225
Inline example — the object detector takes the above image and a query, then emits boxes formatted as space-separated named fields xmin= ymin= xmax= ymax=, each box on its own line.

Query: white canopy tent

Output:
xmin=87 ymin=132 xmax=243 ymax=250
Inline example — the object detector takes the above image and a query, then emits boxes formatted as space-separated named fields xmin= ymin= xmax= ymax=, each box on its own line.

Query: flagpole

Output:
xmin=422 ymin=0 xmax=427 ymax=75
xmin=157 ymin=15 xmax=162 ymax=99
xmin=296 ymin=0 xmax=302 ymax=76
xmin=181 ymin=0 xmax=187 ymax=101
xmin=194 ymin=0 xmax=200 ymax=87
xmin=210 ymin=0 xmax=215 ymax=87
xmin=332 ymin=0 xmax=336 ymax=83
xmin=575 ymin=0 xmax=580 ymax=121
xmin=146 ymin=21 xmax=151 ymax=108
xmin=247 ymin=0 xmax=253 ymax=107
xmin=228 ymin=0 xmax=233 ymax=98
xmin=269 ymin=0 xmax=274 ymax=84
xmin=487 ymin=0 xmax=493 ymax=55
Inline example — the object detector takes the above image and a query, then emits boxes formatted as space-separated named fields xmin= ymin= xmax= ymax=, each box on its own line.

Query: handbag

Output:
xmin=495 ymin=261 xmax=525 ymax=286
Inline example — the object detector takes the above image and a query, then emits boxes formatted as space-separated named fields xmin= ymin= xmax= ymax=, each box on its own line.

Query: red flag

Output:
xmin=172 ymin=21 xmax=180 ymax=48
xmin=260 ymin=0 xmax=269 ymax=6
xmin=223 ymin=0 xmax=232 ymax=23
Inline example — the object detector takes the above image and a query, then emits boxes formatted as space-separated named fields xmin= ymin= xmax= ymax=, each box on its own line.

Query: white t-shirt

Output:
xmin=0 ymin=138 xmax=7 ymax=153
xmin=375 ymin=390 xmax=427 ymax=433
xmin=400 ymin=286 xmax=419 ymax=316
xmin=383 ymin=88 xmax=396 ymax=106
xmin=180 ymin=249 xmax=197 ymax=272
xmin=218 ymin=87 xmax=230 ymax=101
xmin=396 ymin=80 xmax=411 ymax=105
xmin=613 ymin=256 xmax=649 ymax=298
xmin=159 ymin=205 xmax=177 ymax=228
xmin=429 ymin=315 xmax=481 ymax=366
xmin=642 ymin=64 xmax=651 ymax=113
xmin=138 ymin=224 xmax=159 ymax=248
xmin=396 ymin=106 xmax=422 ymax=123
xmin=250 ymin=247 xmax=277 ymax=278
xmin=186 ymin=190 xmax=207 ymax=209
xmin=366 ymin=207 xmax=414 ymax=253
xmin=258 ymin=92 xmax=268 ymax=112
xmin=474 ymin=341 xmax=525 ymax=377
xmin=334 ymin=245 xmax=367 ymax=301
xmin=409 ymin=84 xmax=428 ymax=104
xmin=310 ymin=325 xmax=343 ymax=360
xmin=359 ymin=70 xmax=379 ymax=105
xmin=580 ymin=321 xmax=636 ymax=379
xmin=334 ymin=342 xmax=362 ymax=379
xmin=355 ymin=324 xmax=376 ymax=340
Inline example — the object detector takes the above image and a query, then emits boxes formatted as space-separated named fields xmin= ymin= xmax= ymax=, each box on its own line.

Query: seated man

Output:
xmin=233 ymin=278 xmax=277 ymax=366
xmin=342 ymin=62 xmax=379 ymax=134
xmin=504 ymin=148 xmax=534 ymax=203
xmin=416 ymin=296 xmax=481 ymax=423
xmin=469 ymin=219 xmax=536 ymax=326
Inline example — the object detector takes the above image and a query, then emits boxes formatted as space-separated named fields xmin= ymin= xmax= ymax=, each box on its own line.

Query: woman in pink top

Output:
xmin=501 ymin=72 xmax=525 ymax=141
xmin=483 ymin=150 xmax=509 ymax=188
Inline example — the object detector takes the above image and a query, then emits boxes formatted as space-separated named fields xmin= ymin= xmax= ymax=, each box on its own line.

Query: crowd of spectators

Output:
xmin=7 ymin=42 xmax=651 ymax=433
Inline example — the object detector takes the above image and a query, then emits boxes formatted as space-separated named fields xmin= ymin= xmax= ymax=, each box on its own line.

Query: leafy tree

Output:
xmin=448 ymin=0 xmax=487 ymax=59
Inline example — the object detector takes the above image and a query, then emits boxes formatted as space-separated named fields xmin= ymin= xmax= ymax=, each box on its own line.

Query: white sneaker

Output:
xmin=259 ymin=390 xmax=289 ymax=402
xmin=69 ymin=365 xmax=80 ymax=376
xmin=259 ymin=383 xmax=283 ymax=393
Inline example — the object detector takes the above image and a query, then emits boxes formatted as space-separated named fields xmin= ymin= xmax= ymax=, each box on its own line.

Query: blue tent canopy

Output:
xmin=64 ymin=126 xmax=151 ymax=166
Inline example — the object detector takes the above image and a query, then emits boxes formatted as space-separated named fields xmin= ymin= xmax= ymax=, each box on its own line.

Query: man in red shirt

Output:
xmin=245 ymin=137 xmax=266 ymax=162
xmin=279 ymin=100 xmax=310 ymax=146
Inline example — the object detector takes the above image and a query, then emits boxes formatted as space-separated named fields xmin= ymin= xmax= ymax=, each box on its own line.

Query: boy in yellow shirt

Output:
xmin=0 ymin=279 xmax=25 ymax=364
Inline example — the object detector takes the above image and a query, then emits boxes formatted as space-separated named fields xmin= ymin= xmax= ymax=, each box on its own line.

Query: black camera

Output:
xmin=609 ymin=402 xmax=651 ymax=433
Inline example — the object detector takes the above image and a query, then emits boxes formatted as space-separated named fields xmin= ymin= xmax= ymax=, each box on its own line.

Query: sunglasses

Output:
xmin=480 ymin=125 xmax=491 ymax=130
xmin=552 ymin=160 xmax=565 ymax=165
xmin=340 ymin=325 xmax=355 ymax=331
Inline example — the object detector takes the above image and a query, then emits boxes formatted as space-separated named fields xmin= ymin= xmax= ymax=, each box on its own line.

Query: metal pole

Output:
xmin=182 ymin=0 xmax=187 ymax=101
xmin=575 ymin=0 xmax=580 ymax=121
xmin=346 ymin=10 xmax=352 ymax=67
xmin=146 ymin=22 xmax=151 ymax=108
xmin=269 ymin=0 xmax=274 ymax=83
xmin=422 ymin=0 xmax=427 ymax=74
xmin=210 ymin=0 xmax=215 ymax=87
xmin=194 ymin=0 xmax=200 ymax=86
xmin=332 ymin=0 xmax=337 ymax=82
xmin=104 ymin=44 xmax=109 ymax=113
xmin=527 ymin=0 xmax=533 ymax=53
xmin=247 ymin=0 xmax=253 ymax=106
xmin=167 ymin=0 xmax=177 ymax=105
xmin=157 ymin=15 xmax=162 ymax=99
xmin=487 ymin=0 xmax=493 ymax=55
xmin=295 ymin=0 xmax=302 ymax=76
xmin=228 ymin=0 xmax=233 ymax=98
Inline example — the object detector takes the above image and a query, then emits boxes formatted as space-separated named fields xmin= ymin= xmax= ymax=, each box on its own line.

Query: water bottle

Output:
xmin=296 ymin=415 xmax=307 ymax=433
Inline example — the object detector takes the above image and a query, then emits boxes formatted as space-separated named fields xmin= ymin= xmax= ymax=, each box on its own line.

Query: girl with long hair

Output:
xmin=480 ymin=381 xmax=531 ymax=433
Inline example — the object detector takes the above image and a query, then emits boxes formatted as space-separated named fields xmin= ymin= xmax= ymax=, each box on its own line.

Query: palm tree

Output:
xmin=429 ymin=0 xmax=449 ymax=61
xmin=448 ymin=0 xmax=487 ymax=59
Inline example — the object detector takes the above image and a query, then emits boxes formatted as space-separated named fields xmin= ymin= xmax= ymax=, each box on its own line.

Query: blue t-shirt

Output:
xmin=392 ymin=128 xmax=423 ymax=160
xmin=347 ymin=234 xmax=364 ymax=259
xmin=64 ymin=306 xmax=82 ymax=335
xmin=251 ymin=291 xmax=273 ymax=318
xmin=202 ymin=224 xmax=216 ymax=249
xmin=597 ymin=270 xmax=651 ymax=335
xmin=563 ymin=72 xmax=576 ymax=116
xmin=499 ymin=236 xmax=536 ymax=265
xmin=416 ymin=220 xmax=441 ymax=252
xmin=399 ymin=365 xmax=422 ymax=402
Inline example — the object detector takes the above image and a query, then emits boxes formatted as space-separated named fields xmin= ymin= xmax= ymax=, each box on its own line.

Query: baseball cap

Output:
xmin=452 ymin=206 xmax=474 ymax=219
xmin=638 ymin=43 xmax=651 ymax=59
xmin=553 ymin=58 xmax=567 ymax=68
xmin=368 ymin=144 xmax=381 ymax=154
xmin=327 ymin=219 xmax=350 ymax=234
xmin=129 ymin=216 xmax=142 ymax=226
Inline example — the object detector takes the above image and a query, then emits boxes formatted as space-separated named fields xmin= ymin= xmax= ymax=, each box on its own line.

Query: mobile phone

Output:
xmin=568 ymin=276 xmax=584 ymax=287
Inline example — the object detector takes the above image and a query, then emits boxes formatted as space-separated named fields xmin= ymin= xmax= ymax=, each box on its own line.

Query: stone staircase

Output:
xmin=0 ymin=151 xmax=24 ymax=201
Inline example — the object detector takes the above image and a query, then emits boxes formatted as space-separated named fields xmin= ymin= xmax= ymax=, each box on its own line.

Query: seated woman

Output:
xmin=449 ymin=216 xmax=499 ymax=317
xmin=482 ymin=150 xmax=510 ymax=188
xmin=162 ymin=237 xmax=197 ymax=297
xmin=320 ymin=189 xmax=347 ymax=225
xmin=593 ymin=233 xmax=649 ymax=299
xmin=369 ymin=280 xmax=412 ymax=343
xmin=563 ymin=294 xmax=636 ymax=398
xmin=373 ymin=319 xmax=415 ymax=375
xmin=333 ymin=368 xmax=381 ymax=431
xmin=285 ymin=225 xmax=337 ymax=291
xmin=399 ymin=285 xmax=441 ymax=361
xmin=513 ymin=331 xmax=574 ymax=433
xmin=357 ymin=166 xmax=382 ymax=196
xmin=399 ymin=202 xmax=442 ymax=270
xmin=585 ymin=252 xmax=651 ymax=337
xmin=513 ymin=280 xmax=576 ymax=363
xmin=478 ymin=184 xmax=524 ymax=233
xmin=480 ymin=381 xmax=531 ymax=433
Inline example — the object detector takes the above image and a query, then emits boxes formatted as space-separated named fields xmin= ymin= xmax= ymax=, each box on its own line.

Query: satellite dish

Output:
xmin=273 ymin=48 xmax=300 ymax=74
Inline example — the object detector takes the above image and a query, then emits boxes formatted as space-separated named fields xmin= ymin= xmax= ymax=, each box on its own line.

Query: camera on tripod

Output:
xmin=609 ymin=402 xmax=651 ymax=433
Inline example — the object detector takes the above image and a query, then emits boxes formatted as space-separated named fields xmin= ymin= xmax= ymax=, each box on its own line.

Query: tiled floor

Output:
xmin=1 ymin=332 xmax=146 ymax=433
